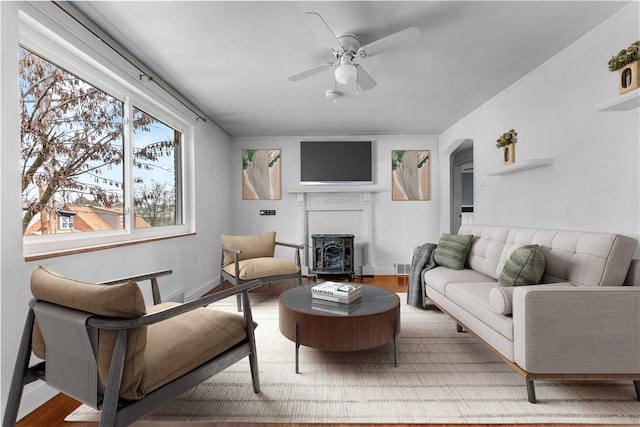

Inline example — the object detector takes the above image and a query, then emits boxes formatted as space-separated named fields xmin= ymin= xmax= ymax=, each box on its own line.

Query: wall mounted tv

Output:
xmin=300 ymin=140 xmax=373 ymax=185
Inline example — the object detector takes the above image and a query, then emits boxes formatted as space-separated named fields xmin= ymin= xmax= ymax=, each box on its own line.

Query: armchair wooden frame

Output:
xmin=3 ymin=270 xmax=262 ymax=427
xmin=221 ymin=241 xmax=304 ymax=311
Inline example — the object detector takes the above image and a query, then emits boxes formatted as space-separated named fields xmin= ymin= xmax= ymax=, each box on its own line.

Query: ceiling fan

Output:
xmin=288 ymin=12 xmax=422 ymax=92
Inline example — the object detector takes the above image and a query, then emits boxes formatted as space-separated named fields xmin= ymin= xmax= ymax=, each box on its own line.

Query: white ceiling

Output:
xmin=66 ymin=1 xmax=629 ymax=137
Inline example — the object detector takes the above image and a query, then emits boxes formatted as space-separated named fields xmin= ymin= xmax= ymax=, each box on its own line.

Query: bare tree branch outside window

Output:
xmin=19 ymin=47 xmax=181 ymax=235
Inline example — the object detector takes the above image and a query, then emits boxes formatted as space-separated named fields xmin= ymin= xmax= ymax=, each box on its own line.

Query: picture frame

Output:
xmin=242 ymin=148 xmax=281 ymax=200
xmin=391 ymin=150 xmax=430 ymax=201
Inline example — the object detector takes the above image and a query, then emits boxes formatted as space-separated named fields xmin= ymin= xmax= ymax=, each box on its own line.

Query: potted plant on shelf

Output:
xmin=496 ymin=129 xmax=518 ymax=165
xmin=608 ymin=40 xmax=640 ymax=94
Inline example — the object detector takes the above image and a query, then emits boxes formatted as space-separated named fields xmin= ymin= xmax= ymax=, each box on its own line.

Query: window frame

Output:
xmin=19 ymin=7 xmax=196 ymax=259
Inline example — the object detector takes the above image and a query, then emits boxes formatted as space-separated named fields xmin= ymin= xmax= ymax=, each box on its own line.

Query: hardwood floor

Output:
xmin=13 ymin=276 xmax=632 ymax=427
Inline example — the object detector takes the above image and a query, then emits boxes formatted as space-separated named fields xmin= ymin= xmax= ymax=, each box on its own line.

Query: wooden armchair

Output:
xmin=3 ymin=265 xmax=261 ymax=427
xmin=220 ymin=231 xmax=304 ymax=311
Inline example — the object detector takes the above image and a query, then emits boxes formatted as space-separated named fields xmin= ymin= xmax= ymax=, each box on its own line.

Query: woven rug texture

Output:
xmin=67 ymin=293 xmax=640 ymax=424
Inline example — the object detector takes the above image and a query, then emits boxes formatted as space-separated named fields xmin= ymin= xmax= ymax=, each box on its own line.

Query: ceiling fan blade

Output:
xmin=288 ymin=62 xmax=334 ymax=82
xmin=302 ymin=12 xmax=343 ymax=52
xmin=356 ymin=65 xmax=377 ymax=91
xmin=357 ymin=27 xmax=421 ymax=58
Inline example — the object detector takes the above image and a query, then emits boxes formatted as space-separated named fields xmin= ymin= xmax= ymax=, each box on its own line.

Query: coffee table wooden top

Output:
xmin=278 ymin=283 xmax=400 ymax=352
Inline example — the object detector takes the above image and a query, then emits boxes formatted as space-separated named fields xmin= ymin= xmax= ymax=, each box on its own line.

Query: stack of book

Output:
xmin=311 ymin=281 xmax=362 ymax=304
xmin=311 ymin=299 xmax=362 ymax=315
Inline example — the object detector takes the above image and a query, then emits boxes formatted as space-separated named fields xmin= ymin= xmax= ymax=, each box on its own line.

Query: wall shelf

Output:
xmin=486 ymin=159 xmax=554 ymax=176
xmin=595 ymin=89 xmax=639 ymax=111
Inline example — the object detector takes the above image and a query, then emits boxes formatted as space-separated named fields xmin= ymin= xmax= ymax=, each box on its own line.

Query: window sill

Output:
xmin=24 ymin=232 xmax=196 ymax=262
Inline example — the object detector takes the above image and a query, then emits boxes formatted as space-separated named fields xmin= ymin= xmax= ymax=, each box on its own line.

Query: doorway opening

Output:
xmin=450 ymin=140 xmax=474 ymax=233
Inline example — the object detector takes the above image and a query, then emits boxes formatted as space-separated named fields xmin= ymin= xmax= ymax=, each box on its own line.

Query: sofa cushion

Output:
xmin=489 ymin=283 xmax=574 ymax=315
xmin=220 ymin=231 xmax=276 ymax=266
xmin=424 ymin=266 xmax=495 ymax=295
xmin=499 ymin=227 xmax=637 ymax=286
xmin=445 ymin=282 xmax=514 ymax=341
xmin=30 ymin=265 xmax=148 ymax=400
xmin=223 ymin=257 xmax=300 ymax=280
xmin=499 ymin=244 xmax=545 ymax=287
xmin=458 ymin=224 xmax=511 ymax=279
xmin=434 ymin=234 xmax=473 ymax=270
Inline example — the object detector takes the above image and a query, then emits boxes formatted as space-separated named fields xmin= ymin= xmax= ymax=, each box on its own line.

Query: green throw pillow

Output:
xmin=434 ymin=234 xmax=473 ymax=270
xmin=499 ymin=244 xmax=546 ymax=287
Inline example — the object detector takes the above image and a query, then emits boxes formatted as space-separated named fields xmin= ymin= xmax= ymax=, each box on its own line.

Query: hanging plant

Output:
xmin=607 ymin=41 xmax=640 ymax=71
xmin=496 ymin=129 xmax=518 ymax=149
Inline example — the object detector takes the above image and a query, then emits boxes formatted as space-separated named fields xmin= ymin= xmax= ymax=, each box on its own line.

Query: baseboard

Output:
xmin=163 ymin=289 xmax=185 ymax=303
xmin=185 ymin=278 xmax=218 ymax=301
xmin=8 ymin=381 xmax=58 ymax=422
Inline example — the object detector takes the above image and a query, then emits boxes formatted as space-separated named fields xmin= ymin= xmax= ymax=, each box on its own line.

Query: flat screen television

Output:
xmin=300 ymin=140 xmax=373 ymax=185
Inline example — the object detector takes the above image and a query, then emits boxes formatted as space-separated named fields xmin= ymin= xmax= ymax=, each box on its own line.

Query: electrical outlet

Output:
xmin=259 ymin=210 xmax=276 ymax=216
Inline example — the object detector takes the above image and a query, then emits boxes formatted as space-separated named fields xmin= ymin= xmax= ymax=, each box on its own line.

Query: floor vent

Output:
xmin=394 ymin=263 xmax=411 ymax=275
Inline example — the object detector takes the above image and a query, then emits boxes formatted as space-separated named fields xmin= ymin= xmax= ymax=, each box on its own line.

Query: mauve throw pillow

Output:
xmin=499 ymin=244 xmax=546 ymax=287
xmin=433 ymin=234 xmax=473 ymax=270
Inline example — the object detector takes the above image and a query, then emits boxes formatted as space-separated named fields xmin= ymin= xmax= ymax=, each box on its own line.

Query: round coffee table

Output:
xmin=278 ymin=283 xmax=400 ymax=373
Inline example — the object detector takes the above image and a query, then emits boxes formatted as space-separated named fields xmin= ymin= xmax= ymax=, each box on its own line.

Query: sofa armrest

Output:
xmin=512 ymin=286 xmax=640 ymax=374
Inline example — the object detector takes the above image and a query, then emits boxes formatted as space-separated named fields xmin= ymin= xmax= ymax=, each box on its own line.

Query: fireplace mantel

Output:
xmin=291 ymin=189 xmax=381 ymax=276
xmin=287 ymin=186 xmax=385 ymax=194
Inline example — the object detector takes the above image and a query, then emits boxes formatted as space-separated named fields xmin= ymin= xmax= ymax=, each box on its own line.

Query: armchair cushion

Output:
xmin=220 ymin=231 xmax=276 ymax=266
xmin=30 ymin=265 xmax=146 ymax=317
xmin=141 ymin=302 xmax=253 ymax=395
xmin=30 ymin=265 xmax=148 ymax=400
xmin=223 ymin=257 xmax=300 ymax=280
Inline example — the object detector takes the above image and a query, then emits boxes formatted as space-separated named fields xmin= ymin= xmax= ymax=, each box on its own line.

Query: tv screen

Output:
xmin=300 ymin=141 xmax=373 ymax=185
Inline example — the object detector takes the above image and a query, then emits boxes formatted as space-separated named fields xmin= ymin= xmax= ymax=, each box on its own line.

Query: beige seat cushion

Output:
xmin=220 ymin=231 xmax=276 ymax=266
xmin=30 ymin=265 xmax=147 ymax=400
xmin=141 ymin=303 xmax=254 ymax=395
xmin=223 ymin=257 xmax=300 ymax=280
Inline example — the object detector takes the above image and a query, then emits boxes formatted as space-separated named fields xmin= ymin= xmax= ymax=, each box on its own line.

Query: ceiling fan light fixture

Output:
xmin=334 ymin=62 xmax=357 ymax=85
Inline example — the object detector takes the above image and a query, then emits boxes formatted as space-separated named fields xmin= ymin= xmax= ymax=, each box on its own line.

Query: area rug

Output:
xmin=67 ymin=293 xmax=640 ymax=424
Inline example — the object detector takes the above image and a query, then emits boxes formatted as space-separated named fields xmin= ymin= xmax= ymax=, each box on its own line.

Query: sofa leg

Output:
xmin=634 ymin=380 xmax=640 ymax=401
xmin=456 ymin=323 xmax=464 ymax=333
xmin=526 ymin=380 xmax=537 ymax=403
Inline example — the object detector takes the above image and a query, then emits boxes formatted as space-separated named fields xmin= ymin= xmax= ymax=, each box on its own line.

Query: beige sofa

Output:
xmin=422 ymin=224 xmax=640 ymax=403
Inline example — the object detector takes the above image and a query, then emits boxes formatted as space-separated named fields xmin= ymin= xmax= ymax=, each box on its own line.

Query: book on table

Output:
xmin=312 ymin=299 xmax=362 ymax=315
xmin=311 ymin=281 xmax=362 ymax=304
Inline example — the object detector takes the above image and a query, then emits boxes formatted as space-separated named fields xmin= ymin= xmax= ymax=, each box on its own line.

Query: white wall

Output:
xmin=230 ymin=135 xmax=440 ymax=274
xmin=439 ymin=3 xmax=640 ymax=252
xmin=1 ymin=1 xmax=232 ymax=418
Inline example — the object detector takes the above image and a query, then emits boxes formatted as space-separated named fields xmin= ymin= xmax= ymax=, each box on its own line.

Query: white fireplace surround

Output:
xmin=288 ymin=188 xmax=383 ymax=276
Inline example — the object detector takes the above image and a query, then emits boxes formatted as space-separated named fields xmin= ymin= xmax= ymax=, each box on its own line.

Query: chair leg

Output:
xmin=242 ymin=291 xmax=260 ymax=393
xmin=2 ymin=310 xmax=35 ymax=427
xmin=99 ymin=329 xmax=128 ymax=427
xmin=236 ymin=293 xmax=243 ymax=312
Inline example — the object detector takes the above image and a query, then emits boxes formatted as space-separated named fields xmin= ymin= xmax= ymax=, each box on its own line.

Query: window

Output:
xmin=19 ymin=44 xmax=189 ymax=256
xmin=59 ymin=214 xmax=74 ymax=230
xmin=132 ymin=108 xmax=182 ymax=228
